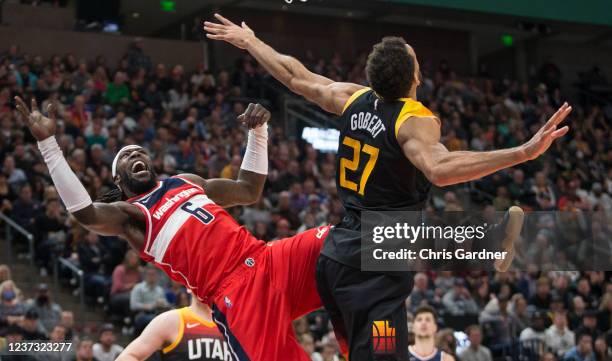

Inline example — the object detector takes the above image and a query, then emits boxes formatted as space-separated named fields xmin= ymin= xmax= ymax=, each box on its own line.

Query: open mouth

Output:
xmin=131 ymin=161 xmax=147 ymax=174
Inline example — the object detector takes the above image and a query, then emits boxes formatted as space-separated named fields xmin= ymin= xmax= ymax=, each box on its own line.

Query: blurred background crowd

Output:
xmin=0 ymin=7 xmax=610 ymax=361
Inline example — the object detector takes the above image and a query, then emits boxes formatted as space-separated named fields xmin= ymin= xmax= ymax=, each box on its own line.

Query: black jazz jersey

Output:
xmin=321 ymin=87 xmax=435 ymax=268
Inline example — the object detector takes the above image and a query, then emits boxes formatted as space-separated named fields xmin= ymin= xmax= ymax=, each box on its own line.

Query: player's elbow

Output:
xmin=426 ymin=166 xmax=452 ymax=187
xmin=241 ymin=188 xmax=261 ymax=205
xmin=237 ymin=183 xmax=262 ymax=206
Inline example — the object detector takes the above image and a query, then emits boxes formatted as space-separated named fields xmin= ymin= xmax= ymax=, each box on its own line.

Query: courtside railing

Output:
xmin=0 ymin=212 xmax=35 ymax=267
xmin=54 ymin=257 xmax=85 ymax=308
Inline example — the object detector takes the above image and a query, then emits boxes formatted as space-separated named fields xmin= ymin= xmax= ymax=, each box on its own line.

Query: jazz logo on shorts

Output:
xmin=372 ymin=320 xmax=396 ymax=354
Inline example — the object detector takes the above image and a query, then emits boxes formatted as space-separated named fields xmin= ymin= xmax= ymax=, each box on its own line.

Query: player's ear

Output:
xmin=114 ymin=175 xmax=122 ymax=191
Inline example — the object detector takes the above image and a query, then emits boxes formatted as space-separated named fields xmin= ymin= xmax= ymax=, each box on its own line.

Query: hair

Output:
xmin=576 ymin=331 xmax=592 ymax=343
xmin=465 ymin=324 xmax=481 ymax=335
xmin=96 ymin=187 xmax=126 ymax=203
xmin=122 ymin=249 xmax=140 ymax=270
xmin=0 ymin=280 xmax=23 ymax=301
xmin=365 ymin=36 xmax=414 ymax=101
xmin=414 ymin=305 xmax=437 ymax=323
xmin=0 ymin=264 xmax=11 ymax=283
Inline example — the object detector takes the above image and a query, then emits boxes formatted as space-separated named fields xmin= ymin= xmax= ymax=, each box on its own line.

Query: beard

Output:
xmin=119 ymin=168 xmax=158 ymax=196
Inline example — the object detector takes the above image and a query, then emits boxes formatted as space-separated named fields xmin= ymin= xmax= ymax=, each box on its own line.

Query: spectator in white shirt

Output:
xmin=520 ymin=311 xmax=548 ymax=342
xmin=545 ymin=310 xmax=575 ymax=358
xmin=130 ymin=267 xmax=169 ymax=335
xmin=459 ymin=325 xmax=493 ymax=361
xmin=92 ymin=323 xmax=124 ymax=361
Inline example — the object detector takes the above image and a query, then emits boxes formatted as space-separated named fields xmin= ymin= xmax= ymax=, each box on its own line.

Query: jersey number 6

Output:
xmin=339 ymin=136 xmax=379 ymax=196
xmin=181 ymin=201 xmax=214 ymax=224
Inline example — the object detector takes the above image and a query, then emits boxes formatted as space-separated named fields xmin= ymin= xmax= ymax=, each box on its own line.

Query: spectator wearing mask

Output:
xmin=545 ymin=310 xmax=575 ymax=358
xmin=130 ymin=267 xmax=169 ymax=335
xmin=92 ymin=324 xmax=123 ymax=361
xmin=563 ymin=333 xmax=596 ymax=361
xmin=442 ymin=279 xmax=479 ymax=316
xmin=25 ymin=283 xmax=61 ymax=335
xmin=0 ymin=281 xmax=26 ymax=335
xmin=459 ymin=325 xmax=493 ymax=361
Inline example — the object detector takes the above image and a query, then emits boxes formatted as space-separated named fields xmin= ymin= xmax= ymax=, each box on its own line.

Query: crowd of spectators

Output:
xmin=0 ymin=36 xmax=610 ymax=361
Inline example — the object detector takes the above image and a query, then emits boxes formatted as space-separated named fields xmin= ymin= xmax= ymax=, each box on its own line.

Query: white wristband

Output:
xmin=241 ymin=124 xmax=268 ymax=175
xmin=38 ymin=137 xmax=93 ymax=212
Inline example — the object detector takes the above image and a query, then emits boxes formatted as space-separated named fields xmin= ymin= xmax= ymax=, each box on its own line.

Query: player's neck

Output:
xmin=411 ymin=337 xmax=436 ymax=357
xmin=190 ymin=301 xmax=213 ymax=322
xmin=408 ymin=85 xmax=417 ymax=100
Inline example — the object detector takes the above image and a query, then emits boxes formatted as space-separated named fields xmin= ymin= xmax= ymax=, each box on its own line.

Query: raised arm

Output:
xmin=204 ymin=14 xmax=363 ymax=115
xmin=399 ymin=103 xmax=572 ymax=187
xmin=15 ymin=96 xmax=130 ymax=237
xmin=181 ymin=103 xmax=270 ymax=208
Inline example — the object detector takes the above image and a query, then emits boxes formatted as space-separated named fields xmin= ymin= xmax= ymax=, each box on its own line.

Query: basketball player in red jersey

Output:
xmin=205 ymin=14 xmax=572 ymax=361
xmin=15 ymin=97 xmax=329 ymax=361
xmin=118 ymin=295 xmax=231 ymax=361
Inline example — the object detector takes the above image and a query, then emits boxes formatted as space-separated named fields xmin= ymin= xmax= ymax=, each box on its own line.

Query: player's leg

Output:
xmin=268 ymin=225 xmax=331 ymax=319
xmin=211 ymin=252 xmax=312 ymax=361
xmin=315 ymin=255 xmax=350 ymax=358
xmin=317 ymin=254 xmax=413 ymax=361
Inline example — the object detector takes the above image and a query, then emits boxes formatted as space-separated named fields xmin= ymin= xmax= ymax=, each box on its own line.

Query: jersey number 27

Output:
xmin=339 ymin=136 xmax=380 ymax=196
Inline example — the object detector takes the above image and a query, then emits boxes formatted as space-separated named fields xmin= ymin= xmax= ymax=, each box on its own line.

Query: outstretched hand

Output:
xmin=238 ymin=103 xmax=270 ymax=129
xmin=203 ymin=13 xmax=255 ymax=49
xmin=14 ymin=96 xmax=57 ymax=141
xmin=521 ymin=102 xmax=572 ymax=160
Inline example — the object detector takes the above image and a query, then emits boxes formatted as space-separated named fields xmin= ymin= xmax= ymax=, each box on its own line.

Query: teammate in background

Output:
xmin=205 ymin=14 xmax=571 ymax=361
xmin=15 ymin=98 xmax=329 ymax=361
xmin=409 ymin=306 xmax=454 ymax=361
xmin=117 ymin=294 xmax=231 ymax=361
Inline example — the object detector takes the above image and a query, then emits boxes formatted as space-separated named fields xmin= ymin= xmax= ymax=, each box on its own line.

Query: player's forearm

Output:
xmin=237 ymin=123 xmax=268 ymax=204
xmin=116 ymin=351 xmax=143 ymax=361
xmin=234 ymin=170 xmax=266 ymax=205
xmin=430 ymin=147 xmax=526 ymax=187
xmin=245 ymin=37 xmax=330 ymax=93
xmin=37 ymin=136 xmax=94 ymax=221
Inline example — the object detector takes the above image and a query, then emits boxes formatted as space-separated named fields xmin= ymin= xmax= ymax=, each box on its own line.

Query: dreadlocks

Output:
xmin=95 ymin=187 xmax=126 ymax=203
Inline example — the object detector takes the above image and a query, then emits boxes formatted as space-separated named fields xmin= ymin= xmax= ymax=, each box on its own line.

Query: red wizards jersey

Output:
xmin=129 ymin=176 xmax=265 ymax=302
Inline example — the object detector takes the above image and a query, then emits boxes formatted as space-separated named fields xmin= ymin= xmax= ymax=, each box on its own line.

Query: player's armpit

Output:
xmin=397 ymin=116 xmax=448 ymax=186
xmin=72 ymin=202 xmax=131 ymax=237
xmin=117 ymin=311 xmax=178 ymax=361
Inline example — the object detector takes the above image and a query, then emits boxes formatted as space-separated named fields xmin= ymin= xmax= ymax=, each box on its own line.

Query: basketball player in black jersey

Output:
xmin=205 ymin=14 xmax=572 ymax=361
